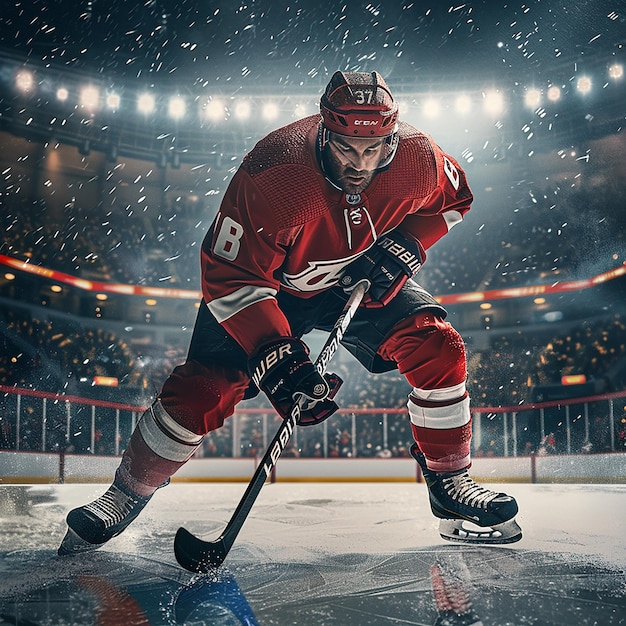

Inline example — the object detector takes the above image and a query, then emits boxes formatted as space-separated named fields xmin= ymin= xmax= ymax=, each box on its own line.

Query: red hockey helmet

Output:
xmin=319 ymin=71 xmax=400 ymax=171
xmin=320 ymin=70 xmax=399 ymax=138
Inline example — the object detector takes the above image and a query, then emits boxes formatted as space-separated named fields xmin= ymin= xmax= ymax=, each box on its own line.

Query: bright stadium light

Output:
xmin=262 ymin=101 xmax=279 ymax=121
xmin=168 ymin=95 xmax=186 ymax=119
xmin=56 ymin=87 xmax=69 ymax=102
xmin=576 ymin=76 xmax=592 ymax=94
xmin=204 ymin=98 xmax=225 ymax=121
xmin=80 ymin=85 xmax=100 ymax=111
xmin=106 ymin=92 xmax=121 ymax=110
xmin=608 ymin=63 xmax=623 ymax=80
xmin=234 ymin=100 xmax=251 ymax=120
xmin=524 ymin=88 xmax=542 ymax=108
xmin=483 ymin=90 xmax=504 ymax=115
xmin=455 ymin=94 xmax=472 ymax=114
xmin=547 ymin=85 xmax=561 ymax=102
xmin=422 ymin=97 xmax=440 ymax=118
xmin=15 ymin=70 xmax=35 ymax=94
xmin=137 ymin=92 xmax=156 ymax=115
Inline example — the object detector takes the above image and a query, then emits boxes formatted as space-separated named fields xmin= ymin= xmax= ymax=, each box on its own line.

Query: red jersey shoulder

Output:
xmin=241 ymin=115 xmax=331 ymax=229
xmin=242 ymin=115 xmax=318 ymax=174
xmin=374 ymin=122 xmax=439 ymax=199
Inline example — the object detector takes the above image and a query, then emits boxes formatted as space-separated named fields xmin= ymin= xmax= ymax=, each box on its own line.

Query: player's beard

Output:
xmin=323 ymin=149 xmax=377 ymax=194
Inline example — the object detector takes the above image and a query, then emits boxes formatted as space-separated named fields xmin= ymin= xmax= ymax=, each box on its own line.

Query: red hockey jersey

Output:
xmin=200 ymin=115 xmax=473 ymax=355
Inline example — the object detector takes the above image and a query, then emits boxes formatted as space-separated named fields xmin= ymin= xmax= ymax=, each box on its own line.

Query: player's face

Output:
xmin=325 ymin=133 xmax=386 ymax=194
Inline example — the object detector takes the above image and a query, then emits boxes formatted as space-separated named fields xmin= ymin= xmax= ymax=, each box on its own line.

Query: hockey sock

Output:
xmin=378 ymin=312 xmax=471 ymax=473
xmin=116 ymin=361 xmax=249 ymax=495
xmin=116 ymin=400 xmax=203 ymax=496
xmin=409 ymin=390 xmax=472 ymax=472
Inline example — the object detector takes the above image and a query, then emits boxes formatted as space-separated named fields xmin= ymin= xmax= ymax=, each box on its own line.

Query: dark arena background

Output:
xmin=0 ymin=2 xmax=625 ymax=624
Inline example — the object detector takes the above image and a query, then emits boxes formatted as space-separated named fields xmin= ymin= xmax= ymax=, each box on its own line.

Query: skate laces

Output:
xmin=84 ymin=484 xmax=143 ymax=529
xmin=441 ymin=471 xmax=499 ymax=510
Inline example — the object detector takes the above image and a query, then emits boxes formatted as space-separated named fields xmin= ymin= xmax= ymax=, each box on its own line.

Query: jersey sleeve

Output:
xmin=200 ymin=167 xmax=294 ymax=355
xmin=399 ymin=146 xmax=473 ymax=251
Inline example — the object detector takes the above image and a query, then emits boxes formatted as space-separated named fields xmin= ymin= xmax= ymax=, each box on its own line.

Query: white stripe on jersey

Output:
xmin=207 ymin=284 xmax=278 ymax=322
xmin=443 ymin=209 xmax=463 ymax=231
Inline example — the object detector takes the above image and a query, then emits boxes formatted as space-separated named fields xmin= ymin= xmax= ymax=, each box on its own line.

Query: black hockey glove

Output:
xmin=248 ymin=337 xmax=342 ymax=427
xmin=339 ymin=229 xmax=424 ymax=308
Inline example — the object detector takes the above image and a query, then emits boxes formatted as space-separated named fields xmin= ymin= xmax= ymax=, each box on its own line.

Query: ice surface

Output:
xmin=1 ymin=482 xmax=625 ymax=624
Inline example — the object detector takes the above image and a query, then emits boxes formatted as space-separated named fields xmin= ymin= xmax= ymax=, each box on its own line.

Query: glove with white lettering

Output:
xmin=248 ymin=337 xmax=342 ymax=426
xmin=339 ymin=229 xmax=424 ymax=308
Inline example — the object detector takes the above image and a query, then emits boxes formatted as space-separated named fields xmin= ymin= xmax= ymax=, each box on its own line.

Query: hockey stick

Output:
xmin=174 ymin=279 xmax=369 ymax=572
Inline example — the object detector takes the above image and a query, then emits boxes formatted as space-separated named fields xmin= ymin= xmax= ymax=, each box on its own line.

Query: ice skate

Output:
xmin=58 ymin=480 xmax=163 ymax=555
xmin=411 ymin=444 xmax=522 ymax=544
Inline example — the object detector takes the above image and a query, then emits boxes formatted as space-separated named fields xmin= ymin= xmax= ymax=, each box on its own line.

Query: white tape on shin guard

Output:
xmin=138 ymin=400 xmax=204 ymax=462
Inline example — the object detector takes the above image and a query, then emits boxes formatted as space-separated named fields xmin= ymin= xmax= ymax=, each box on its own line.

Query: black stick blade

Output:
xmin=174 ymin=526 xmax=228 ymax=572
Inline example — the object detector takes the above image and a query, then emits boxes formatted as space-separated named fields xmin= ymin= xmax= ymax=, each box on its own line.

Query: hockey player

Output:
xmin=59 ymin=70 xmax=521 ymax=555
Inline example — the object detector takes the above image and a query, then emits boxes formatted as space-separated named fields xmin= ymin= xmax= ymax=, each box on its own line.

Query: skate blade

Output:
xmin=439 ymin=518 xmax=522 ymax=545
xmin=57 ymin=527 xmax=103 ymax=556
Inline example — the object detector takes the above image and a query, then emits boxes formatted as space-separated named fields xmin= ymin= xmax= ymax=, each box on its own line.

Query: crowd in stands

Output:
xmin=1 ymin=302 xmax=625 ymax=457
xmin=3 ymin=302 xmax=624 ymax=410
xmin=1 ymin=196 xmax=212 ymax=288
xmin=0 ymin=306 xmax=147 ymax=394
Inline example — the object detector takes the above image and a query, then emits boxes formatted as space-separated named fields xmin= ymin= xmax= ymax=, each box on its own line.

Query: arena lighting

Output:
xmin=168 ymin=95 xmax=186 ymax=119
xmin=454 ymin=94 xmax=472 ymax=114
xmin=608 ymin=63 xmax=623 ymax=80
xmin=234 ymin=100 xmax=251 ymax=120
xmin=479 ymin=302 xmax=492 ymax=310
xmin=105 ymin=92 xmax=121 ymax=110
xmin=80 ymin=85 xmax=100 ymax=111
xmin=547 ymin=85 xmax=561 ymax=102
xmin=524 ymin=88 xmax=542 ymax=108
xmin=483 ymin=90 xmax=504 ymax=115
xmin=137 ymin=92 xmax=156 ymax=115
xmin=576 ymin=76 xmax=592 ymax=94
xmin=56 ymin=87 xmax=69 ymax=102
xmin=95 ymin=293 xmax=108 ymax=301
xmin=80 ymin=87 xmax=100 ymax=113
xmin=93 ymin=376 xmax=119 ymax=387
xmin=422 ymin=97 xmax=440 ymax=118
xmin=50 ymin=285 xmax=63 ymax=293
xmin=561 ymin=374 xmax=587 ymax=385
xmin=261 ymin=101 xmax=279 ymax=121
xmin=15 ymin=70 xmax=35 ymax=93
xmin=204 ymin=98 xmax=225 ymax=121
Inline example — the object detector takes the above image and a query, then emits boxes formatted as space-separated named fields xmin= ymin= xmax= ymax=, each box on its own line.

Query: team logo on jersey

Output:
xmin=282 ymin=254 xmax=362 ymax=292
xmin=345 ymin=193 xmax=361 ymax=205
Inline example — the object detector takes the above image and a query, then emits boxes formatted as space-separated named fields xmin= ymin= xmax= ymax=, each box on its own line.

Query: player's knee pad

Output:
xmin=158 ymin=360 xmax=250 ymax=435
xmin=379 ymin=311 xmax=467 ymax=389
